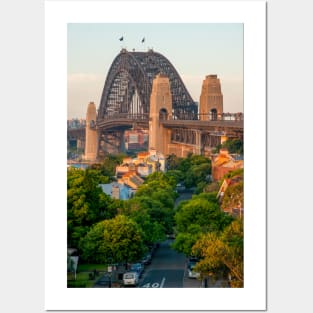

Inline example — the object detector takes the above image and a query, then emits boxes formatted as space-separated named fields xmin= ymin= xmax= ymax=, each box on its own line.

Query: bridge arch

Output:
xmin=97 ymin=49 xmax=197 ymax=123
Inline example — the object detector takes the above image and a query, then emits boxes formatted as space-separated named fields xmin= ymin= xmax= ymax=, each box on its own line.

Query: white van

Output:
xmin=123 ymin=271 xmax=139 ymax=286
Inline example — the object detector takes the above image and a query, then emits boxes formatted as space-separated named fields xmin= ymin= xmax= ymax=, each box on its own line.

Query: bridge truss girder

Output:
xmin=97 ymin=49 xmax=197 ymax=125
xmin=170 ymin=127 xmax=243 ymax=150
xmin=98 ymin=128 xmax=127 ymax=157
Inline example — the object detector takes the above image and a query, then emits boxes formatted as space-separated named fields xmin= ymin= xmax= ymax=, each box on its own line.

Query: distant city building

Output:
xmin=124 ymin=129 xmax=148 ymax=151
xmin=67 ymin=118 xmax=86 ymax=129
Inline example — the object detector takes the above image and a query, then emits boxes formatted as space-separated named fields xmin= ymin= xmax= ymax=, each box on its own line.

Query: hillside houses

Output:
xmin=101 ymin=149 xmax=165 ymax=200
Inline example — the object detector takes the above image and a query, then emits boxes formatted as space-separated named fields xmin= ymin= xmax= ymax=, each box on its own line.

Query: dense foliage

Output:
xmin=166 ymin=153 xmax=212 ymax=190
xmin=68 ymin=160 xmax=178 ymax=263
xmin=89 ymin=154 xmax=125 ymax=178
xmin=192 ymin=219 xmax=243 ymax=287
xmin=68 ymin=153 xmax=244 ymax=286
xmin=172 ymin=192 xmax=233 ymax=256
xmin=213 ymin=138 xmax=244 ymax=155
xmin=126 ymin=171 xmax=177 ymax=235
xmin=67 ymin=168 xmax=121 ymax=248
xmin=79 ymin=215 xmax=145 ymax=264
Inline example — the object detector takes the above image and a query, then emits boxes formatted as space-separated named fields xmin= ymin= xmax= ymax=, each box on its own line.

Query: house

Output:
xmin=114 ymin=149 xmax=166 ymax=180
xmin=118 ymin=172 xmax=144 ymax=190
xmin=211 ymin=148 xmax=243 ymax=181
xmin=99 ymin=182 xmax=134 ymax=200
xmin=217 ymin=175 xmax=243 ymax=217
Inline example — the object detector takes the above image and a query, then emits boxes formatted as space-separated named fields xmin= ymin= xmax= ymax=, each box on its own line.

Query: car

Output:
xmin=141 ymin=253 xmax=152 ymax=265
xmin=187 ymin=263 xmax=200 ymax=279
xmin=167 ymin=233 xmax=175 ymax=239
xmin=175 ymin=183 xmax=186 ymax=192
xmin=123 ymin=271 xmax=139 ymax=286
xmin=130 ymin=262 xmax=144 ymax=277
xmin=187 ymin=257 xmax=200 ymax=279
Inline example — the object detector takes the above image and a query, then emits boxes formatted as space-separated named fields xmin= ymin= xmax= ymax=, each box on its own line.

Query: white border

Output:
xmin=45 ymin=1 xmax=266 ymax=310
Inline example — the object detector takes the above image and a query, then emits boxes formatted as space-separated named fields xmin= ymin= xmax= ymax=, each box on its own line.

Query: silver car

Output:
xmin=123 ymin=271 xmax=139 ymax=286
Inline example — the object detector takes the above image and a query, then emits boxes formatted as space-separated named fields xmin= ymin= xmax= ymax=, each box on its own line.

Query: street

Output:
xmin=138 ymin=240 xmax=202 ymax=288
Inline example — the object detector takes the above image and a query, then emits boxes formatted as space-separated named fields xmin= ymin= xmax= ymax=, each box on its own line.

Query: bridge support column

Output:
xmin=221 ymin=134 xmax=228 ymax=145
xmin=84 ymin=102 xmax=98 ymax=161
xmin=149 ymin=74 xmax=172 ymax=155
xmin=195 ymin=130 xmax=203 ymax=155
xmin=199 ymin=75 xmax=223 ymax=121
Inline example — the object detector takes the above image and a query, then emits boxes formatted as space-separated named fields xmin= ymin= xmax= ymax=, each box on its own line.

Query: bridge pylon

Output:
xmin=199 ymin=74 xmax=223 ymax=121
xmin=84 ymin=101 xmax=98 ymax=161
xmin=149 ymin=74 xmax=172 ymax=155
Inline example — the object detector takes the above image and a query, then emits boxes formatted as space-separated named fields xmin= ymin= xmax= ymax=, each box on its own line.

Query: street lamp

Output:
xmin=108 ymin=257 xmax=112 ymax=288
xmin=108 ymin=265 xmax=112 ymax=288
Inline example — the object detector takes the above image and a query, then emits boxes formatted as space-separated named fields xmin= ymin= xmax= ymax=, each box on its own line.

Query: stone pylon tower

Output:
xmin=199 ymin=74 xmax=223 ymax=120
xmin=149 ymin=74 xmax=172 ymax=155
xmin=84 ymin=101 xmax=97 ymax=161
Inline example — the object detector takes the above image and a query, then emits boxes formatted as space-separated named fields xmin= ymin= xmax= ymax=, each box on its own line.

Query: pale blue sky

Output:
xmin=68 ymin=23 xmax=243 ymax=119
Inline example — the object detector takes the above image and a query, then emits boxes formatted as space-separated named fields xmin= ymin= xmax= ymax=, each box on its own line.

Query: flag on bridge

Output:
xmin=119 ymin=36 xmax=124 ymax=41
xmin=141 ymin=37 xmax=145 ymax=43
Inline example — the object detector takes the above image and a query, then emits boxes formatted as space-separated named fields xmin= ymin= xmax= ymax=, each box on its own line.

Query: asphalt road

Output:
xmin=139 ymin=240 xmax=201 ymax=288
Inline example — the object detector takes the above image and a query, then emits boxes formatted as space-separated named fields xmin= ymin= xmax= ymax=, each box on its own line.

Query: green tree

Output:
xmin=67 ymin=168 xmax=119 ymax=248
xmin=223 ymin=138 xmax=243 ymax=155
xmin=175 ymin=197 xmax=231 ymax=234
xmin=90 ymin=154 xmax=125 ymax=178
xmin=166 ymin=153 xmax=183 ymax=170
xmin=171 ymin=224 xmax=202 ymax=255
xmin=172 ymin=193 xmax=233 ymax=256
xmin=131 ymin=172 xmax=177 ymax=234
xmin=179 ymin=155 xmax=211 ymax=188
xmin=79 ymin=215 xmax=145 ymax=264
xmin=213 ymin=139 xmax=244 ymax=155
xmin=127 ymin=206 xmax=166 ymax=244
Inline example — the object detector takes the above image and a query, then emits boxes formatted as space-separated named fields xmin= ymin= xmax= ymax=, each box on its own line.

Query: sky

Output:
xmin=67 ymin=23 xmax=243 ymax=119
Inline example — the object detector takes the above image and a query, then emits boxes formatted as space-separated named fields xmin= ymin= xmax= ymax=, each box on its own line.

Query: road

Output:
xmin=138 ymin=240 xmax=202 ymax=288
xmin=174 ymin=190 xmax=194 ymax=207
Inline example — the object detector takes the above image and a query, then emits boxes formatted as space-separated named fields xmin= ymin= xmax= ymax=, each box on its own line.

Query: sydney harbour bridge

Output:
xmin=68 ymin=48 xmax=243 ymax=159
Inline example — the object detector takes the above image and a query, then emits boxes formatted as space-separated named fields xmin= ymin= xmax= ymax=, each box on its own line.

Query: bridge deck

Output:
xmin=161 ymin=119 xmax=243 ymax=130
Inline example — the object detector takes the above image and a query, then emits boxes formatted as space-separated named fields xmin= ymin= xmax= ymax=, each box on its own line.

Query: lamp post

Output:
xmin=108 ymin=257 xmax=112 ymax=288
xmin=108 ymin=265 xmax=112 ymax=288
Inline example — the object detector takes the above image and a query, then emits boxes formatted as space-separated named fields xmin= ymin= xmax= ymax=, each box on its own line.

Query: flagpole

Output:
xmin=141 ymin=37 xmax=145 ymax=51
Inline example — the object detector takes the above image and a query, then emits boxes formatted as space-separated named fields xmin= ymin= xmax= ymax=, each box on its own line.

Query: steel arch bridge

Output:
xmin=97 ymin=49 xmax=197 ymax=122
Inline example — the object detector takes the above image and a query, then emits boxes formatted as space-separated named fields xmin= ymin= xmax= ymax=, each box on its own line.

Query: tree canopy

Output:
xmin=213 ymin=138 xmax=244 ymax=155
xmin=67 ymin=168 xmax=121 ymax=248
xmin=172 ymin=192 xmax=233 ymax=256
xmin=128 ymin=171 xmax=177 ymax=235
xmin=165 ymin=153 xmax=212 ymax=193
xmin=79 ymin=214 xmax=145 ymax=264
xmin=192 ymin=219 xmax=243 ymax=287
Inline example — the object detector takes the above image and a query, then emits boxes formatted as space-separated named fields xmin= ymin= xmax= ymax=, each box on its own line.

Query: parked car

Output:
xmin=123 ymin=271 xmax=139 ymax=286
xmin=167 ymin=233 xmax=175 ymax=239
xmin=130 ymin=262 xmax=144 ymax=277
xmin=175 ymin=182 xmax=186 ymax=192
xmin=187 ymin=257 xmax=200 ymax=279
xmin=141 ymin=252 xmax=152 ymax=265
